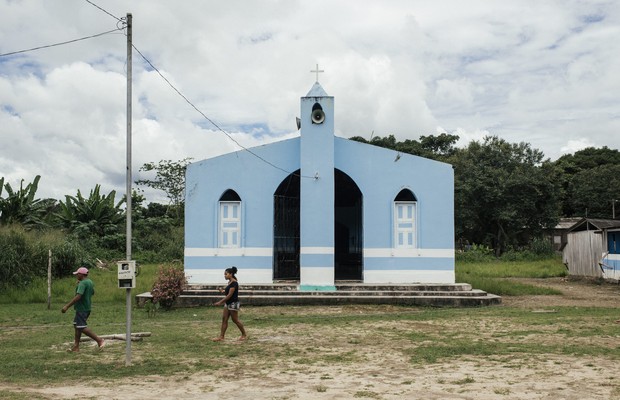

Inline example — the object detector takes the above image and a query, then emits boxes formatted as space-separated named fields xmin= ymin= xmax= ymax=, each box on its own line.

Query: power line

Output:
xmin=0 ymin=28 xmax=124 ymax=58
xmin=132 ymin=44 xmax=315 ymax=179
xmin=80 ymin=0 xmax=308 ymax=179
xmin=83 ymin=0 xmax=122 ymax=22
xmin=1 ymin=1 xmax=311 ymax=180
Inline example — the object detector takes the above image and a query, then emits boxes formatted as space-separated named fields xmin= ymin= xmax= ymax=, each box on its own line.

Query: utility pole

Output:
xmin=125 ymin=12 xmax=133 ymax=367
xmin=613 ymin=199 xmax=617 ymax=220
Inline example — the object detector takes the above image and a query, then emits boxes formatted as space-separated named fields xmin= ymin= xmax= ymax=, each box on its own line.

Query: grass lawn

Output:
xmin=456 ymin=256 xmax=568 ymax=295
xmin=0 ymin=257 xmax=618 ymax=399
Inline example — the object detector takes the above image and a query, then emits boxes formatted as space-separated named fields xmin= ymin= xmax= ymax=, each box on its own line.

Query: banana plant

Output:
xmin=0 ymin=175 xmax=53 ymax=228
xmin=56 ymin=184 xmax=125 ymax=236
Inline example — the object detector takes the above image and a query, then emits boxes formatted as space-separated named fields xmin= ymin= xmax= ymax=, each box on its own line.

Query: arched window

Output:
xmin=394 ymin=189 xmax=417 ymax=249
xmin=219 ymin=190 xmax=241 ymax=248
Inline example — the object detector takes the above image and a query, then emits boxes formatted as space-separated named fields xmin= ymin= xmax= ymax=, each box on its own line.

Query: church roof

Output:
xmin=306 ymin=82 xmax=328 ymax=97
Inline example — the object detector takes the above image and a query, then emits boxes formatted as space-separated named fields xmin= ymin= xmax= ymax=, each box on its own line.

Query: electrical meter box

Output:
xmin=117 ymin=260 xmax=136 ymax=289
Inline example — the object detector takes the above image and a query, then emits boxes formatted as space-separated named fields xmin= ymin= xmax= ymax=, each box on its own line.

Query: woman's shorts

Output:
xmin=225 ymin=301 xmax=240 ymax=311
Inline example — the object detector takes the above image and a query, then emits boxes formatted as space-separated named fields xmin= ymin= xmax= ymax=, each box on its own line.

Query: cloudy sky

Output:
xmin=1 ymin=0 xmax=619 ymax=203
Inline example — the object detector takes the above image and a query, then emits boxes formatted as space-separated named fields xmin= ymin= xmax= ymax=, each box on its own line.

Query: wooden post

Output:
xmin=79 ymin=332 xmax=151 ymax=342
xmin=47 ymin=249 xmax=52 ymax=310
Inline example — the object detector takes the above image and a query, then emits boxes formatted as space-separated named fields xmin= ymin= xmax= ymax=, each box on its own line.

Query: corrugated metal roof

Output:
xmin=554 ymin=217 xmax=583 ymax=230
xmin=567 ymin=218 xmax=620 ymax=232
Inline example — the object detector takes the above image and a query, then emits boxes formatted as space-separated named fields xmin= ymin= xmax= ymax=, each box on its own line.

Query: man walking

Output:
xmin=61 ymin=267 xmax=105 ymax=352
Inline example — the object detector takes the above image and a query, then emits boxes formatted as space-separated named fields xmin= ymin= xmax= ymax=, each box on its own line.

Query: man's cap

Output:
xmin=72 ymin=267 xmax=89 ymax=275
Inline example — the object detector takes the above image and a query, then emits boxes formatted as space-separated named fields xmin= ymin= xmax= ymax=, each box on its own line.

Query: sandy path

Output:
xmin=19 ymin=356 xmax=620 ymax=399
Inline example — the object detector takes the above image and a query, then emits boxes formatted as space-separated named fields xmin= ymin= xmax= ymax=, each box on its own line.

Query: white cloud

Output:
xmin=1 ymin=0 xmax=619 ymax=202
xmin=560 ymin=138 xmax=597 ymax=154
xmin=449 ymin=127 xmax=491 ymax=148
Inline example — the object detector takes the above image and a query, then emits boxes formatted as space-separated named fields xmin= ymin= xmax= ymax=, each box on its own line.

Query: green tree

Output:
xmin=135 ymin=158 xmax=193 ymax=223
xmin=566 ymin=164 xmax=620 ymax=218
xmin=451 ymin=136 xmax=562 ymax=255
xmin=0 ymin=175 xmax=55 ymax=228
xmin=404 ymin=133 xmax=460 ymax=160
xmin=128 ymin=189 xmax=182 ymax=262
xmin=555 ymin=146 xmax=620 ymax=174
xmin=349 ymin=133 xmax=459 ymax=161
xmin=554 ymin=147 xmax=620 ymax=217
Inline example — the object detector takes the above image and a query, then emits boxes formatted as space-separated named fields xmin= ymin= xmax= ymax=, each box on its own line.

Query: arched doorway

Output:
xmin=335 ymin=169 xmax=363 ymax=280
xmin=273 ymin=170 xmax=300 ymax=280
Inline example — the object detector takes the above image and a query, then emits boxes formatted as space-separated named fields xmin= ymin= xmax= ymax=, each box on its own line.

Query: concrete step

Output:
xmin=187 ymin=283 xmax=474 ymax=292
xmin=181 ymin=289 xmax=489 ymax=297
xmin=136 ymin=282 xmax=501 ymax=308
xmin=175 ymin=293 xmax=502 ymax=307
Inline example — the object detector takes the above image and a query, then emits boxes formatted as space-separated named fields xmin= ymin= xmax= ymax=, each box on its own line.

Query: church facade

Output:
xmin=184 ymin=82 xmax=455 ymax=288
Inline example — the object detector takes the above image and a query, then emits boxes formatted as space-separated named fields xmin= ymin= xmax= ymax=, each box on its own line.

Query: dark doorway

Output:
xmin=335 ymin=169 xmax=363 ymax=280
xmin=273 ymin=170 xmax=300 ymax=280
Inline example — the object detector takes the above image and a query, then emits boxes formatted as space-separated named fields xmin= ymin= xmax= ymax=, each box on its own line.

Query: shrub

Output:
xmin=133 ymin=218 xmax=184 ymax=262
xmin=0 ymin=227 xmax=31 ymax=287
xmin=502 ymin=237 xmax=556 ymax=261
xmin=0 ymin=226 xmax=91 ymax=288
xmin=150 ymin=264 xmax=187 ymax=310
xmin=528 ymin=236 xmax=555 ymax=256
xmin=455 ymin=244 xmax=495 ymax=263
xmin=48 ymin=240 xmax=90 ymax=277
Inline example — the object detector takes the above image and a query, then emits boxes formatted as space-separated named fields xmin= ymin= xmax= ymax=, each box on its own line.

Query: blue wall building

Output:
xmin=184 ymin=82 xmax=455 ymax=288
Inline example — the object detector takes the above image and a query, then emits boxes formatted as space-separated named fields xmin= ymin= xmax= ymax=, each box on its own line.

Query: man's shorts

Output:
xmin=73 ymin=311 xmax=90 ymax=329
xmin=226 ymin=301 xmax=240 ymax=311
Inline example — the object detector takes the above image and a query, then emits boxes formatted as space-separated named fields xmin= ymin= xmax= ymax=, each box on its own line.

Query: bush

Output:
xmin=456 ymin=237 xmax=555 ymax=263
xmin=0 ymin=226 xmax=92 ymax=289
xmin=133 ymin=218 xmax=184 ymax=262
xmin=48 ymin=240 xmax=90 ymax=277
xmin=150 ymin=264 xmax=187 ymax=310
xmin=0 ymin=227 xmax=31 ymax=287
xmin=456 ymin=244 xmax=495 ymax=263
xmin=528 ymin=236 xmax=555 ymax=256
xmin=502 ymin=237 xmax=556 ymax=261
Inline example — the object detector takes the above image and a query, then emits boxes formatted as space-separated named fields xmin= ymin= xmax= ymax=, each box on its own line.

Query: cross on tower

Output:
xmin=310 ymin=63 xmax=324 ymax=82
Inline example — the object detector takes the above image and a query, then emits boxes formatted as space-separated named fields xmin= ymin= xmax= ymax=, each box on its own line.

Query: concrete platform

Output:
xmin=137 ymin=282 xmax=502 ymax=308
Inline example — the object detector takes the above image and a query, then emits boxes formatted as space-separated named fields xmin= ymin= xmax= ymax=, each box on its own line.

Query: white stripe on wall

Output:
xmin=185 ymin=247 xmax=272 ymax=257
xmin=187 ymin=269 xmax=273 ymax=284
xmin=185 ymin=247 xmax=453 ymax=258
xmin=300 ymin=247 xmax=335 ymax=254
xmin=364 ymin=270 xmax=455 ymax=284
xmin=185 ymin=268 xmax=455 ymax=285
xmin=364 ymin=248 xmax=454 ymax=258
xmin=300 ymin=267 xmax=335 ymax=286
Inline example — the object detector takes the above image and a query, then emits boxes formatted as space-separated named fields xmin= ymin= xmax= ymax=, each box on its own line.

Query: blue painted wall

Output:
xmin=335 ymin=137 xmax=454 ymax=250
xmin=184 ymin=83 xmax=455 ymax=284
xmin=186 ymin=138 xmax=299 ymax=249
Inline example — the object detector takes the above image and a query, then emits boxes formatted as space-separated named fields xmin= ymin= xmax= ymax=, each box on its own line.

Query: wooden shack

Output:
xmin=550 ymin=217 xmax=582 ymax=251
xmin=562 ymin=218 xmax=620 ymax=281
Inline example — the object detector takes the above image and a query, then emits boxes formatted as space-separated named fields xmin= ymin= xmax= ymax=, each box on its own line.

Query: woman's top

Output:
xmin=224 ymin=281 xmax=239 ymax=304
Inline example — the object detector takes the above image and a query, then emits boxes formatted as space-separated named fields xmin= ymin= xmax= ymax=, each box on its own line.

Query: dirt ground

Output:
xmin=5 ymin=277 xmax=620 ymax=399
xmin=501 ymin=277 xmax=620 ymax=309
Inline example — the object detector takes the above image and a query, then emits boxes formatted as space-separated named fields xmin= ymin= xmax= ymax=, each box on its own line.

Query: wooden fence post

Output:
xmin=47 ymin=249 xmax=51 ymax=310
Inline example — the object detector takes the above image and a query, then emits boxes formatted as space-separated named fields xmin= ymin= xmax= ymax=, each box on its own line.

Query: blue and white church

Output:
xmin=184 ymin=79 xmax=455 ymax=289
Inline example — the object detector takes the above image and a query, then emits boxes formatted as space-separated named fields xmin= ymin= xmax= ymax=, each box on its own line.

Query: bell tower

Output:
xmin=299 ymin=70 xmax=335 ymax=289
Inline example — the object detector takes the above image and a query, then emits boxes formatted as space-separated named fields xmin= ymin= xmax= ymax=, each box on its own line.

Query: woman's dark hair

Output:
xmin=225 ymin=266 xmax=238 ymax=277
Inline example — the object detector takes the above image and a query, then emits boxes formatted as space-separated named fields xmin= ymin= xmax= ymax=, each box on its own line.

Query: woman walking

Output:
xmin=212 ymin=266 xmax=247 ymax=342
